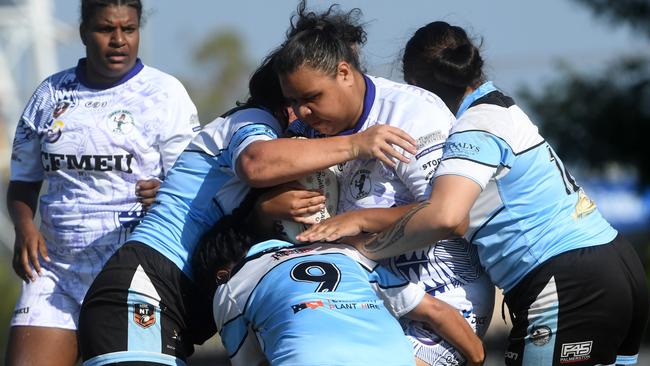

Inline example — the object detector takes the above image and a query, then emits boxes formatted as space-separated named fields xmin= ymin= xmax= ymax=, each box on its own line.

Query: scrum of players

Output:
xmin=6 ymin=0 xmax=648 ymax=366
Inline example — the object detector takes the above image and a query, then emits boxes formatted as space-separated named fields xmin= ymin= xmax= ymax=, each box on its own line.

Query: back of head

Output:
xmin=242 ymin=49 xmax=288 ymax=124
xmin=274 ymin=0 xmax=366 ymax=76
xmin=402 ymin=21 xmax=484 ymax=113
xmin=80 ymin=0 xmax=143 ymax=26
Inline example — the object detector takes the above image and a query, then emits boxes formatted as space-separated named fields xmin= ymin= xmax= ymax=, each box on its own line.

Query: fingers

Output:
xmin=18 ymin=247 xmax=35 ymax=282
xmin=38 ymin=238 xmax=50 ymax=263
xmin=27 ymin=242 xmax=43 ymax=279
xmin=12 ymin=252 xmax=30 ymax=283
xmin=355 ymin=125 xmax=417 ymax=164
xmin=296 ymin=223 xmax=342 ymax=242
xmin=136 ymin=179 xmax=160 ymax=201
xmin=387 ymin=127 xmax=417 ymax=155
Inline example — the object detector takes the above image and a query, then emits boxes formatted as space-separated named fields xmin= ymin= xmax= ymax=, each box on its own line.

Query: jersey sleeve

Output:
xmin=394 ymin=104 xmax=455 ymax=201
xmin=369 ymin=263 xmax=426 ymax=318
xmin=348 ymin=248 xmax=425 ymax=318
xmin=213 ymin=284 xmax=267 ymax=366
xmin=227 ymin=110 xmax=282 ymax=178
xmin=157 ymin=79 xmax=201 ymax=175
xmin=10 ymin=80 xmax=53 ymax=182
xmin=434 ymin=130 xmax=509 ymax=189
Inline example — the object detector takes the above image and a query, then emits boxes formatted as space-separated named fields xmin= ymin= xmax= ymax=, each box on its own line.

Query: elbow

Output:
xmin=429 ymin=210 xmax=465 ymax=239
xmin=237 ymin=153 xmax=269 ymax=188
xmin=469 ymin=347 xmax=486 ymax=366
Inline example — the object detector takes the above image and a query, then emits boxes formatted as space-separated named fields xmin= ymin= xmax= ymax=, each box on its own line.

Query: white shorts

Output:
xmin=403 ymin=273 xmax=495 ymax=365
xmin=10 ymin=243 xmax=119 ymax=330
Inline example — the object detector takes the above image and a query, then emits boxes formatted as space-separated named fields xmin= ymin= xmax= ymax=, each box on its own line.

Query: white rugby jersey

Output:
xmin=214 ymin=240 xmax=423 ymax=366
xmin=10 ymin=58 xmax=200 ymax=250
xmin=434 ymin=81 xmax=617 ymax=291
xmin=289 ymin=75 xmax=485 ymax=296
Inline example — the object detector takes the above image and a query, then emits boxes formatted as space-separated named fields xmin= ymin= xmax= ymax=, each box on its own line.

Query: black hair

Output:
xmin=274 ymin=0 xmax=367 ymax=76
xmin=402 ymin=21 xmax=485 ymax=114
xmin=192 ymin=188 xmax=271 ymax=296
xmin=80 ymin=0 xmax=143 ymax=26
xmin=231 ymin=49 xmax=289 ymax=125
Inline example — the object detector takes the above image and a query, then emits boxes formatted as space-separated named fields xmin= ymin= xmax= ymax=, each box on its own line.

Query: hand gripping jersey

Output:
xmin=289 ymin=75 xmax=489 ymax=302
xmin=129 ymin=107 xmax=283 ymax=276
xmin=214 ymin=240 xmax=424 ymax=366
xmin=434 ymin=82 xmax=618 ymax=291
xmin=10 ymin=58 xmax=200 ymax=252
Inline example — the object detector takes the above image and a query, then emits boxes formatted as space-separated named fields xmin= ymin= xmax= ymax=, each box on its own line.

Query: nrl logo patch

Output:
xmin=107 ymin=110 xmax=135 ymax=135
xmin=133 ymin=303 xmax=156 ymax=328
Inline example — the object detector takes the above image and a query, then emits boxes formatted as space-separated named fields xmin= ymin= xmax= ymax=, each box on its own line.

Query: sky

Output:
xmin=50 ymin=0 xmax=650 ymax=98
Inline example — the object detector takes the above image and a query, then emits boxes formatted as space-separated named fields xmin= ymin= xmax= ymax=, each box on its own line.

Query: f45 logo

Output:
xmin=560 ymin=341 xmax=592 ymax=363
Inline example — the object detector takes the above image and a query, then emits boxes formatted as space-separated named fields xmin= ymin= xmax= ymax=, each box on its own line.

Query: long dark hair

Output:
xmin=402 ymin=21 xmax=485 ymax=114
xmin=274 ymin=0 xmax=366 ymax=77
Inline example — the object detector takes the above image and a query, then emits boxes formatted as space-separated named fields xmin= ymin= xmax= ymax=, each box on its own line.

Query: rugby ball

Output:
xmin=278 ymin=166 xmax=339 ymax=243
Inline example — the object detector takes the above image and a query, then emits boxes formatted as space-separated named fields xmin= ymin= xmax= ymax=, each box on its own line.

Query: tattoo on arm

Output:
xmin=363 ymin=201 xmax=430 ymax=253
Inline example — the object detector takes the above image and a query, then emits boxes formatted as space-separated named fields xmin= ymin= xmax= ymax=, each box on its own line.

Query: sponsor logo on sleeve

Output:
xmin=415 ymin=143 xmax=444 ymax=160
xmin=444 ymin=141 xmax=481 ymax=158
xmin=416 ymin=131 xmax=446 ymax=150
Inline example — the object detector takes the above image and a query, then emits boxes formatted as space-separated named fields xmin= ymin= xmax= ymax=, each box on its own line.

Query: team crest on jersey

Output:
xmin=348 ymin=169 xmax=372 ymax=199
xmin=53 ymin=100 xmax=72 ymax=118
xmin=38 ymin=100 xmax=72 ymax=143
xmin=107 ymin=110 xmax=135 ymax=135
xmin=133 ymin=303 xmax=156 ymax=328
xmin=530 ymin=325 xmax=552 ymax=346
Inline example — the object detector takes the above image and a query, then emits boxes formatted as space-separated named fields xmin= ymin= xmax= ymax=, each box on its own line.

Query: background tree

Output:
xmin=520 ymin=0 xmax=650 ymax=185
xmin=187 ymin=29 xmax=251 ymax=123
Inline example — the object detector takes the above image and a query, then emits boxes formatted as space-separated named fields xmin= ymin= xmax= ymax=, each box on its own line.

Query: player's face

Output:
xmin=80 ymin=5 xmax=140 ymax=85
xmin=280 ymin=62 xmax=362 ymax=135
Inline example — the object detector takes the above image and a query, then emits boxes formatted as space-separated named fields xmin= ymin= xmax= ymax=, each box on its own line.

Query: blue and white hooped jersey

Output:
xmin=289 ymin=75 xmax=485 ymax=296
xmin=214 ymin=240 xmax=423 ymax=366
xmin=130 ymin=107 xmax=283 ymax=276
xmin=434 ymin=81 xmax=618 ymax=292
xmin=10 ymin=58 xmax=199 ymax=250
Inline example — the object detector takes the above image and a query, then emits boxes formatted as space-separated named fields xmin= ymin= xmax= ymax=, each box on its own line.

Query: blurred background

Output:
xmin=0 ymin=0 xmax=648 ymax=364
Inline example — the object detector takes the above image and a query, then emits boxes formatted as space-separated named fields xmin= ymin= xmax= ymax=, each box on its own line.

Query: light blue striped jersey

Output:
xmin=129 ymin=107 xmax=283 ymax=276
xmin=434 ymin=82 xmax=617 ymax=292
xmin=214 ymin=240 xmax=424 ymax=366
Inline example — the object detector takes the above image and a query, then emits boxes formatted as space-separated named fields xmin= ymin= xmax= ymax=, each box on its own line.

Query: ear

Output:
xmin=336 ymin=61 xmax=355 ymax=86
xmin=215 ymin=269 xmax=231 ymax=285
xmin=79 ymin=24 xmax=87 ymax=46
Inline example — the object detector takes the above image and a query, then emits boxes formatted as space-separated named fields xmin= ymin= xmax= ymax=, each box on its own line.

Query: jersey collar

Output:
xmin=75 ymin=58 xmax=144 ymax=90
xmin=456 ymin=81 xmax=497 ymax=118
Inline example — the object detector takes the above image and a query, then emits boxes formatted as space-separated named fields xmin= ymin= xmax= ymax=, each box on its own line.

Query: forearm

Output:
xmin=407 ymin=295 xmax=485 ymax=365
xmin=7 ymin=181 xmax=41 ymax=229
xmin=237 ymin=136 xmax=355 ymax=187
xmin=358 ymin=202 xmax=457 ymax=260
xmin=356 ymin=204 xmax=419 ymax=233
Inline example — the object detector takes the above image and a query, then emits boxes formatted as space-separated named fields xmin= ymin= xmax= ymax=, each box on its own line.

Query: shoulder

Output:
xmin=368 ymin=75 xmax=455 ymax=133
xmin=454 ymin=95 xmax=543 ymax=152
xmin=370 ymin=75 xmax=450 ymax=111
xmin=138 ymin=65 xmax=190 ymax=95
